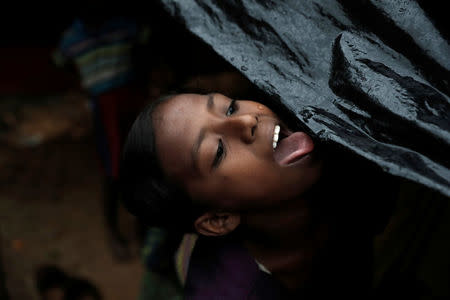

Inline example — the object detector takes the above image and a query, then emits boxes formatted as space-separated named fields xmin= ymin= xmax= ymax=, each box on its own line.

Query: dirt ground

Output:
xmin=0 ymin=133 xmax=144 ymax=299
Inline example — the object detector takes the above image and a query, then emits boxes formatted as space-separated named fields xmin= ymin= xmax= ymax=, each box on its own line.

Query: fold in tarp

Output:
xmin=160 ymin=0 xmax=450 ymax=197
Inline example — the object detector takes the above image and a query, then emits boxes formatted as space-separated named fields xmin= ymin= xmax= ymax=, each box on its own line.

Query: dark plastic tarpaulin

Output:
xmin=160 ymin=0 xmax=450 ymax=197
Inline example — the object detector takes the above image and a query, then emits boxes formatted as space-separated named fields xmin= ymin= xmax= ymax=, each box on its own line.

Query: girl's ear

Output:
xmin=194 ymin=212 xmax=240 ymax=237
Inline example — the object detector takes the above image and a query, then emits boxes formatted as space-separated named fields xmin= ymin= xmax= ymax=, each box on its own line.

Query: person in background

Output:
xmin=35 ymin=265 xmax=101 ymax=300
xmin=54 ymin=14 xmax=149 ymax=260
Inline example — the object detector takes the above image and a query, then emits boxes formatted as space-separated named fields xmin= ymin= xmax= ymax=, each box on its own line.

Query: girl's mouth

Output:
xmin=272 ymin=124 xmax=289 ymax=149
xmin=272 ymin=124 xmax=314 ymax=166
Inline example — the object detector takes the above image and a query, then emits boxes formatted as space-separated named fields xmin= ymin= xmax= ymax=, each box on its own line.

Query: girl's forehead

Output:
xmin=155 ymin=94 xmax=203 ymax=120
xmin=153 ymin=94 xmax=205 ymax=179
xmin=155 ymin=93 xmax=233 ymax=129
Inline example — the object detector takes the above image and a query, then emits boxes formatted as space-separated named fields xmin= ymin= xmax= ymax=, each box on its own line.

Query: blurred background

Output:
xmin=1 ymin=2 xmax=449 ymax=300
xmin=0 ymin=4 xmax=260 ymax=300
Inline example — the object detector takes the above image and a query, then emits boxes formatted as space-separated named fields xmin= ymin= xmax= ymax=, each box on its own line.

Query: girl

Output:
xmin=121 ymin=93 xmax=401 ymax=298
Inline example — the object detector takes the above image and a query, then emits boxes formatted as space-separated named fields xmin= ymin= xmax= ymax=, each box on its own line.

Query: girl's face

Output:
xmin=153 ymin=93 xmax=323 ymax=211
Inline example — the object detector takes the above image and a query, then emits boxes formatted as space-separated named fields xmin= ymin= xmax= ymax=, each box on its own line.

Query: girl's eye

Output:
xmin=212 ymin=139 xmax=225 ymax=168
xmin=226 ymin=99 xmax=238 ymax=116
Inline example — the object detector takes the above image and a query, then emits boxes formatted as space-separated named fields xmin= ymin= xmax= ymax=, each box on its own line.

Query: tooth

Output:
xmin=273 ymin=133 xmax=279 ymax=142
xmin=273 ymin=142 xmax=277 ymax=149
xmin=274 ymin=125 xmax=280 ymax=134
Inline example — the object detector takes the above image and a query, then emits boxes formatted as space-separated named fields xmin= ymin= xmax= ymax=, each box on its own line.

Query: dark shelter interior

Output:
xmin=1 ymin=1 xmax=449 ymax=299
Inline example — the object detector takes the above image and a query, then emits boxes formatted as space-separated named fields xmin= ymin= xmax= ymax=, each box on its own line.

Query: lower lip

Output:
xmin=288 ymin=152 xmax=312 ymax=166
xmin=275 ymin=152 xmax=312 ymax=168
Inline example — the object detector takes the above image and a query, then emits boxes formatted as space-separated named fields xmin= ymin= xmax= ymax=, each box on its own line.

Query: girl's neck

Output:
xmin=238 ymin=188 xmax=330 ymax=289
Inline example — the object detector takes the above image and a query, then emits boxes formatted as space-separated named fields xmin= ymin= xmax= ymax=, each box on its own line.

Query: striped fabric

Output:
xmin=174 ymin=233 xmax=198 ymax=286
xmin=138 ymin=229 xmax=195 ymax=300
xmin=58 ymin=18 xmax=138 ymax=95
xmin=141 ymin=228 xmax=198 ymax=286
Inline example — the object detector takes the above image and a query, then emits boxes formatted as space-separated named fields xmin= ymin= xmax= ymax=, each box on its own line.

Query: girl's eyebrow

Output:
xmin=207 ymin=93 xmax=215 ymax=109
xmin=191 ymin=94 xmax=215 ymax=174
xmin=191 ymin=127 xmax=206 ymax=174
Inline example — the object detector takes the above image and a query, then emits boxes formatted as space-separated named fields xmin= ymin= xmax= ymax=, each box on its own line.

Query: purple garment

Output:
xmin=184 ymin=236 xmax=290 ymax=300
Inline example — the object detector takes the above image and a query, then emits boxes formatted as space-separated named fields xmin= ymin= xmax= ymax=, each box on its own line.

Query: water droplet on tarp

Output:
xmin=299 ymin=109 xmax=313 ymax=120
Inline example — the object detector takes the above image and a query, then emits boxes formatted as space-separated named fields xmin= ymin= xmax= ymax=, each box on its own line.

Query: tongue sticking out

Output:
xmin=273 ymin=132 xmax=314 ymax=166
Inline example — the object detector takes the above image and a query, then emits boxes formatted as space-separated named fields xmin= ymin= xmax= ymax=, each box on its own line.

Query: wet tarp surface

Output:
xmin=160 ymin=0 xmax=450 ymax=196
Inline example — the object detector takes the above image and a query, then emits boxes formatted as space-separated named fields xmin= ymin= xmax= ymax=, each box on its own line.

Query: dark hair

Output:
xmin=65 ymin=277 xmax=102 ymax=300
xmin=120 ymin=94 xmax=199 ymax=233
xmin=35 ymin=265 xmax=101 ymax=300
xmin=35 ymin=265 xmax=69 ymax=294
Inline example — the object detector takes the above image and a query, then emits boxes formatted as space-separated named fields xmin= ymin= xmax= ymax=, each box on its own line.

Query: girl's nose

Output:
xmin=222 ymin=114 xmax=258 ymax=143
